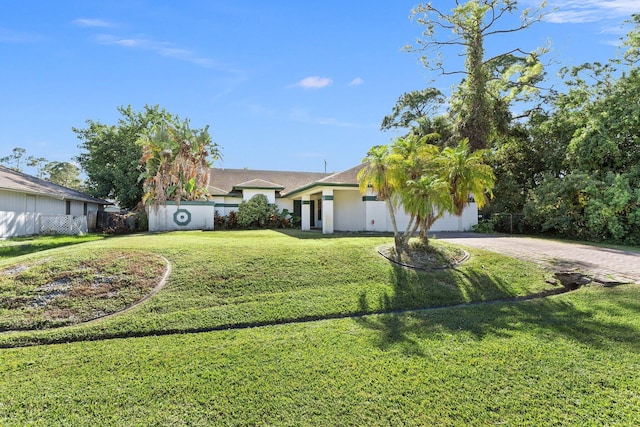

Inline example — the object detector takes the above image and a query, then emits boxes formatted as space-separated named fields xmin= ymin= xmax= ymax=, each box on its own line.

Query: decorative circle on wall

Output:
xmin=173 ymin=208 xmax=192 ymax=226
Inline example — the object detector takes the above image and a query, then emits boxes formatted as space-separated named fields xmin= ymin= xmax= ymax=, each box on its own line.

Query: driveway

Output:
xmin=435 ymin=233 xmax=640 ymax=285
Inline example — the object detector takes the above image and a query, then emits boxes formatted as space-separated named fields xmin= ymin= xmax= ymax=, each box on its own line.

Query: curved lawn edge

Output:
xmin=0 ymin=281 xmax=578 ymax=349
xmin=0 ymin=254 xmax=172 ymax=335
xmin=377 ymin=245 xmax=470 ymax=270
xmin=82 ymin=254 xmax=172 ymax=325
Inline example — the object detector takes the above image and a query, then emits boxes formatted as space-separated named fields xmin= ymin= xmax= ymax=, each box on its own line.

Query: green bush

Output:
xmin=523 ymin=171 xmax=640 ymax=244
xmin=237 ymin=194 xmax=271 ymax=228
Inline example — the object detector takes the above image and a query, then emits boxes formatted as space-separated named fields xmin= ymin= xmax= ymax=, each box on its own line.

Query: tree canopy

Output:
xmin=407 ymin=0 xmax=547 ymax=150
xmin=74 ymin=105 xmax=177 ymax=210
xmin=136 ymin=118 xmax=220 ymax=208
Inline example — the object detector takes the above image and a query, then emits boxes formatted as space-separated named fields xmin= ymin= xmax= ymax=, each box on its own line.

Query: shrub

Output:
xmin=214 ymin=210 xmax=226 ymax=229
xmin=226 ymin=211 xmax=239 ymax=229
xmin=237 ymin=195 xmax=271 ymax=228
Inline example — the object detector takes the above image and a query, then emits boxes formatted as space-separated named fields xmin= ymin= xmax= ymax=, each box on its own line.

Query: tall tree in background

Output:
xmin=136 ymin=118 xmax=220 ymax=208
xmin=0 ymin=147 xmax=27 ymax=172
xmin=74 ymin=105 xmax=176 ymax=210
xmin=43 ymin=161 xmax=83 ymax=191
xmin=380 ymin=88 xmax=452 ymax=142
xmin=407 ymin=0 xmax=547 ymax=150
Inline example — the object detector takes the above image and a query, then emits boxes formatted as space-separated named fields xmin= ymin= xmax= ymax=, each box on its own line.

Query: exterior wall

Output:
xmin=276 ymin=198 xmax=293 ymax=214
xmin=0 ymin=189 xmax=101 ymax=238
xmin=37 ymin=197 xmax=66 ymax=215
xmin=212 ymin=196 xmax=241 ymax=216
xmin=69 ymin=200 xmax=85 ymax=217
xmin=389 ymin=203 xmax=479 ymax=233
xmin=148 ymin=201 xmax=215 ymax=232
xmin=209 ymin=187 xmax=478 ymax=234
xmin=363 ymin=190 xmax=388 ymax=232
xmin=0 ymin=189 xmax=26 ymax=212
xmin=333 ymin=189 xmax=365 ymax=231
xmin=243 ymin=189 xmax=276 ymax=204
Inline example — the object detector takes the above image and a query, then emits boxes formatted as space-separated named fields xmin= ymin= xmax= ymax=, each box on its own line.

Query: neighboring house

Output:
xmin=0 ymin=165 xmax=109 ymax=238
xmin=208 ymin=164 xmax=478 ymax=234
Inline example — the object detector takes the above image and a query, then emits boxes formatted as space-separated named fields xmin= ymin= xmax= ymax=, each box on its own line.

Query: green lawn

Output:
xmin=0 ymin=233 xmax=107 ymax=259
xmin=0 ymin=230 xmax=638 ymax=425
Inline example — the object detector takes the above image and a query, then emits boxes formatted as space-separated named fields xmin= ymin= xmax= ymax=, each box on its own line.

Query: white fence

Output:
xmin=40 ymin=215 xmax=88 ymax=235
xmin=0 ymin=211 xmax=88 ymax=238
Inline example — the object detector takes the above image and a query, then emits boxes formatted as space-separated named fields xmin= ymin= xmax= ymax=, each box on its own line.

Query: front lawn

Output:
xmin=0 ymin=230 xmax=557 ymax=347
xmin=0 ymin=230 xmax=638 ymax=425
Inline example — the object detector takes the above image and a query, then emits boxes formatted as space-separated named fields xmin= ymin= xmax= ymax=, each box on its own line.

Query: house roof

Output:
xmin=207 ymin=168 xmax=332 ymax=196
xmin=284 ymin=164 xmax=364 ymax=197
xmin=233 ymin=179 xmax=284 ymax=191
xmin=207 ymin=164 xmax=366 ymax=198
xmin=0 ymin=165 xmax=110 ymax=205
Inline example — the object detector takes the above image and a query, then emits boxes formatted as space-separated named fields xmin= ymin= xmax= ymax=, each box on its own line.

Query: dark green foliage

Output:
xmin=408 ymin=1 xmax=546 ymax=150
xmin=219 ymin=198 xmax=293 ymax=230
xmin=380 ymin=88 xmax=450 ymax=142
xmin=74 ymin=105 xmax=176 ymax=210
xmin=237 ymin=194 xmax=271 ymax=228
xmin=0 ymin=147 xmax=28 ymax=172
xmin=42 ymin=161 xmax=83 ymax=190
xmin=525 ymin=171 xmax=640 ymax=243
xmin=487 ymin=16 xmax=640 ymax=244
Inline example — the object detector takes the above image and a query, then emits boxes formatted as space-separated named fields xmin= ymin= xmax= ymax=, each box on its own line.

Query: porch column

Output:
xmin=301 ymin=195 xmax=311 ymax=231
xmin=322 ymin=189 xmax=334 ymax=234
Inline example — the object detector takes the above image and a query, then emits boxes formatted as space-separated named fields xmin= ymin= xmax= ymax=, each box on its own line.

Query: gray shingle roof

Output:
xmin=0 ymin=165 xmax=110 ymax=205
xmin=233 ymin=179 xmax=285 ymax=190
xmin=207 ymin=168 xmax=332 ymax=196
xmin=207 ymin=165 xmax=366 ymax=198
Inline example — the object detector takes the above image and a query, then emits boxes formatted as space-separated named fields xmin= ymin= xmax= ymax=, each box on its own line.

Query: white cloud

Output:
xmin=72 ymin=18 xmax=114 ymax=28
xmin=348 ymin=77 xmax=365 ymax=86
xmin=546 ymin=0 xmax=640 ymax=24
xmin=291 ymin=76 xmax=333 ymax=89
xmin=93 ymin=34 xmax=215 ymax=67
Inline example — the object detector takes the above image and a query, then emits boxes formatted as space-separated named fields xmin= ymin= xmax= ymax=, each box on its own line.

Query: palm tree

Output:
xmin=358 ymin=145 xmax=404 ymax=246
xmin=137 ymin=119 xmax=220 ymax=208
xmin=403 ymin=173 xmax=452 ymax=245
xmin=438 ymin=138 xmax=495 ymax=216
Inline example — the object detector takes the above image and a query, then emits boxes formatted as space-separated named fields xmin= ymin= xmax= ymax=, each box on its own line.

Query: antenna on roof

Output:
xmin=324 ymin=159 xmax=327 ymax=174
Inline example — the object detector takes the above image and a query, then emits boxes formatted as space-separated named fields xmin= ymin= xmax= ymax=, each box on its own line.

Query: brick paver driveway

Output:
xmin=435 ymin=233 xmax=640 ymax=285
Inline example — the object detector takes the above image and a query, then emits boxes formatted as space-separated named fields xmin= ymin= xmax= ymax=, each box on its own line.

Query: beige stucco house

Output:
xmin=208 ymin=164 xmax=479 ymax=234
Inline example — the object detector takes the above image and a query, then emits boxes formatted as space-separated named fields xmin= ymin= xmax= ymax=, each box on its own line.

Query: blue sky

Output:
xmin=1 ymin=1 xmax=639 ymax=176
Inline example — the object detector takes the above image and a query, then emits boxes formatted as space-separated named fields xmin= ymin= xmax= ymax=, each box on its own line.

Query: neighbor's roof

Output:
xmin=207 ymin=168 xmax=332 ymax=196
xmin=0 ymin=165 xmax=110 ymax=205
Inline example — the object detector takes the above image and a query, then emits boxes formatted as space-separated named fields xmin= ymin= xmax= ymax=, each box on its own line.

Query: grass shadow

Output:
xmin=357 ymin=285 xmax=640 ymax=355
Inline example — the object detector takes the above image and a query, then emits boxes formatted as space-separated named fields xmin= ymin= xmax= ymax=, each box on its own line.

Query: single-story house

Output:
xmin=208 ymin=164 xmax=478 ymax=234
xmin=0 ymin=165 xmax=109 ymax=238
